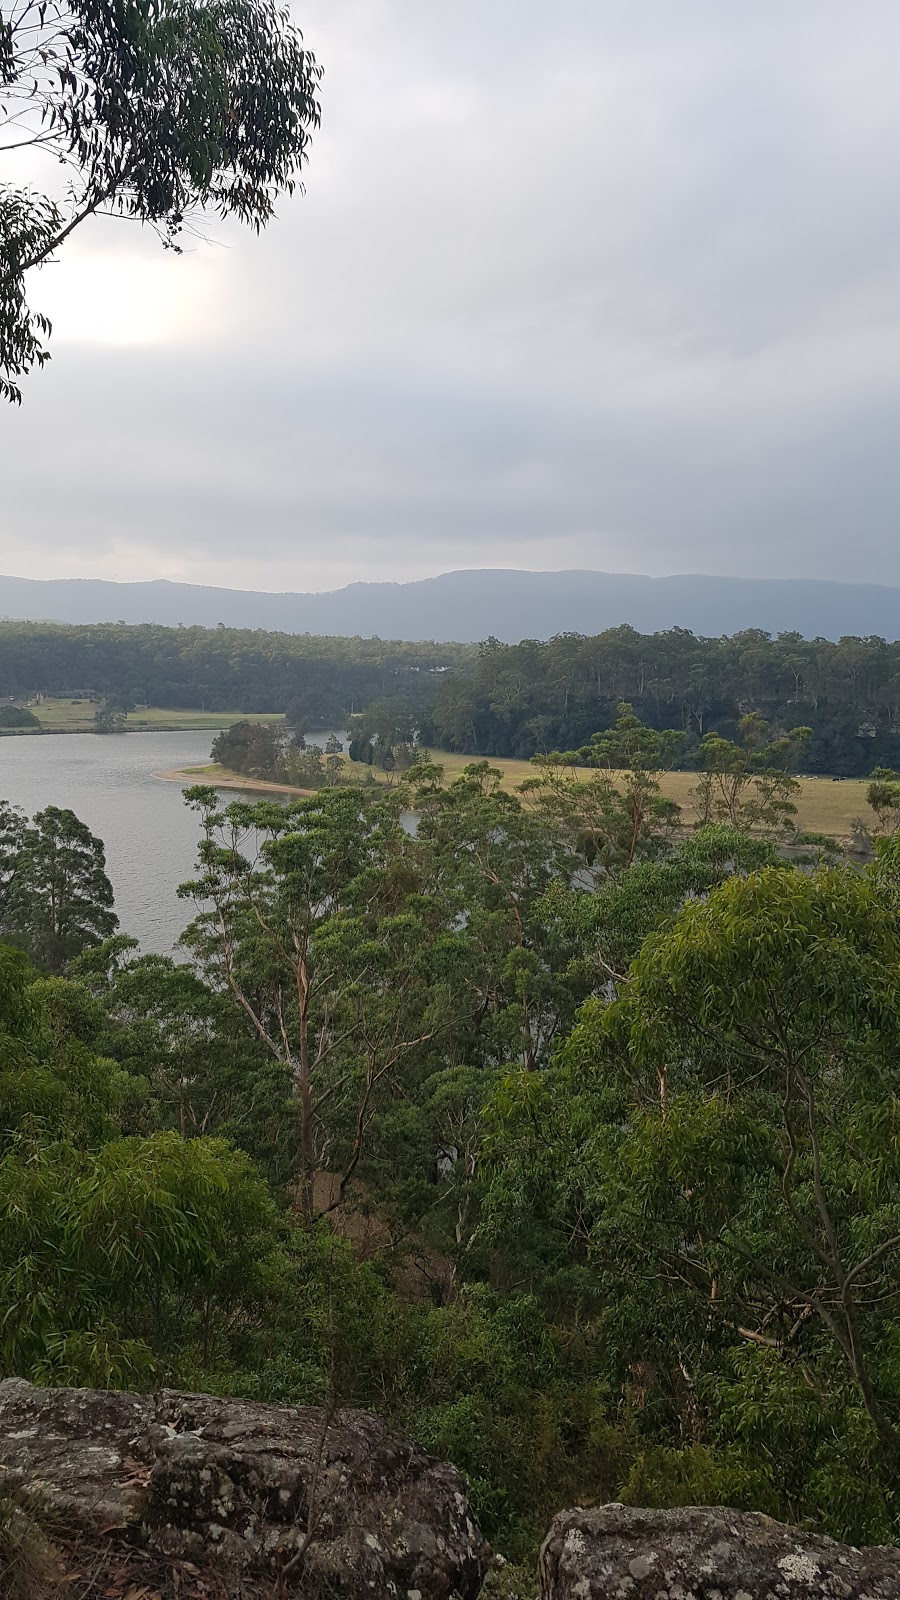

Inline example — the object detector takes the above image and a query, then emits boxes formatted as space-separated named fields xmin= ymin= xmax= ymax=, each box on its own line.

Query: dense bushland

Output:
xmin=4 ymin=740 xmax=900 ymax=1573
xmin=423 ymin=629 xmax=900 ymax=775
xmin=0 ymin=622 xmax=465 ymax=722
xmin=6 ymin=620 xmax=900 ymax=774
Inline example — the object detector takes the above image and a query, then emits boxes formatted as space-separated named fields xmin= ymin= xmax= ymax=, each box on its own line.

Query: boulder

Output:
xmin=0 ymin=1378 xmax=487 ymax=1598
xmin=539 ymin=1504 xmax=900 ymax=1599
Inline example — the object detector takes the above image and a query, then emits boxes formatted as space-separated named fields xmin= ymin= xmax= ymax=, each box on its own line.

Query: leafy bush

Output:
xmin=0 ymin=705 xmax=39 ymax=729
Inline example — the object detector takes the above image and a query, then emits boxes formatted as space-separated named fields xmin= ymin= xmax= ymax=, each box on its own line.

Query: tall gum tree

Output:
xmin=7 ymin=804 xmax=117 ymax=970
xmin=179 ymin=785 xmax=460 ymax=1222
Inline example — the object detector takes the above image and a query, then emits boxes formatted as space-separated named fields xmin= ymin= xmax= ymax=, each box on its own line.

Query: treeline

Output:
xmin=0 ymin=622 xmax=468 ymax=722
xmin=424 ymin=628 xmax=900 ymax=775
xmin=5 ymin=620 xmax=900 ymax=776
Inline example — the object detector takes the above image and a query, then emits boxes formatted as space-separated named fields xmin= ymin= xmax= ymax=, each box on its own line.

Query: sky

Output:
xmin=5 ymin=1 xmax=900 ymax=593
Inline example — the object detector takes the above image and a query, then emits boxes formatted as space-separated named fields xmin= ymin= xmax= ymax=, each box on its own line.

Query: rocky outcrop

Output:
xmin=539 ymin=1505 xmax=900 ymax=1598
xmin=0 ymin=1378 xmax=487 ymax=1598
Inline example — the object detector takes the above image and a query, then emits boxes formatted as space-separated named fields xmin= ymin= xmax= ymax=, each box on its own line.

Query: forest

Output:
xmin=423 ymin=628 xmax=900 ymax=775
xmin=4 ymin=620 xmax=900 ymax=774
xmin=3 ymin=728 xmax=900 ymax=1594
xmin=0 ymin=623 xmax=467 ymax=725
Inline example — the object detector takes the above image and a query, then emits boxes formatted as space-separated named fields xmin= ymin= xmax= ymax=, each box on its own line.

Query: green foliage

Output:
xmin=0 ymin=954 xmax=270 ymax=1383
xmin=179 ymin=783 xmax=474 ymax=1219
xmin=429 ymin=627 xmax=897 ymax=777
xmin=620 ymin=1442 xmax=778 ymax=1518
xmin=211 ymin=719 xmax=287 ymax=778
xmin=542 ymin=825 xmax=782 ymax=987
xmin=0 ymin=189 xmax=57 ymax=403
xmin=691 ymin=715 xmax=810 ymax=838
xmin=0 ymin=800 xmax=25 ymax=920
xmin=867 ymin=767 xmax=900 ymax=836
xmin=7 ymin=618 xmax=900 ymax=777
xmin=4 ymin=805 xmax=117 ymax=971
xmin=400 ymin=1286 xmax=628 ymax=1559
xmin=408 ymin=760 xmax=588 ymax=1077
xmin=8 ymin=758 xmax=900 ymax=1564
xmin=522 ymin=703 xmax=684 ymax=872
xmin=482 ymin=859 xmax=900 ymax=1541
xmin=93 ymin=702 xmax=127 ymax=733
xmin=0 ymin=704 xmax=39 ymax=728
xmin=0 ymin=1086 xmax=282 ymax=1385
xmin=281 ymin=739 xmax=328 ymax=787
xmin=346 ymin=697 xmax=425 ymax=774
xmin=71 ymin=938 xmax=295 ymax=1179
xmin=0 ymin=620 xmax=467 ymax=724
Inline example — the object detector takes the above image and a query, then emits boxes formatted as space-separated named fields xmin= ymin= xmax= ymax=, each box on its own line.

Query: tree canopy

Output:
xmin=5 ymin=756 xmax=900 ymax=1580
xmin=0 ymin=802 xmax=117 ymax=970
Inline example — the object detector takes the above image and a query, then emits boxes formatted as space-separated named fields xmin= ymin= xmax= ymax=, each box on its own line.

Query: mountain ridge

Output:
xmin=1 ymin=568 xmax=899 ymax=642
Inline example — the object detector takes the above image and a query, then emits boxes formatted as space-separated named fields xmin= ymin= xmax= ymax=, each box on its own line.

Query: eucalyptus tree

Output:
xmin=0 ymin=941 xmax=281 ymax=1388
xmin=543 ymin=823 xmax=782 ymax=994
xmin=211 ymin=721 xmax=287 ymax=780
xmin=866 ymin=768 xmax=900 ymax=838
xmin=603 ymin=866 xmax=900 ymax=1470
xmin=521 ymin=703 xmax=685 ymax=872
xmin=1 ymin=0 xmax=321 ymax=399
xmin=692 ymin=714 xmax=811 ymax=838
xmin=70 ymin=935 xmax=298 ymax=1178
xmin=408 ymin=760 xmax=586 ymax=1076
xmin=7 ymin=804 xmax=117 ymax=970
xmin=93 ymin=702 xmax=126 ymax=733
xmin=0 ymin=798 xmax=24 ymax=923
xmin=179 ymin=785 xmax=463 ymax=1220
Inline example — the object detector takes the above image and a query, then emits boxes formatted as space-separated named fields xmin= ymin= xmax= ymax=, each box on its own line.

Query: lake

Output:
xmin=0 ymin=728 xmax=345 ymax=955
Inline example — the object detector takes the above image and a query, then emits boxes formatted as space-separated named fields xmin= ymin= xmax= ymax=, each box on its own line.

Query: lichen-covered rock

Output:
xmin=539 ymin=1504 xmax=900 ymax=1598
xmin=0 ymin=1378 xmax=487 ymax=1598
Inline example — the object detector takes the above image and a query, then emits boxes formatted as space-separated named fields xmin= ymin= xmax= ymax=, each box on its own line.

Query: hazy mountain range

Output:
xmin=1 ymin=570 xmax=899 ymax=643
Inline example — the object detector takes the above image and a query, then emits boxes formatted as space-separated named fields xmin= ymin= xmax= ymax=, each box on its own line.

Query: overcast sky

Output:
xmin=5 ymin=1 xmax=900 ymax=593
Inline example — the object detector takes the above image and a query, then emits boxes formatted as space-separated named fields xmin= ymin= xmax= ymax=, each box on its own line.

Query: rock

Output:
xmin=0 ymin=1378 xmax=487 ymax=1598
xmin=539 ymin=1504 xmax=900 ymax=1598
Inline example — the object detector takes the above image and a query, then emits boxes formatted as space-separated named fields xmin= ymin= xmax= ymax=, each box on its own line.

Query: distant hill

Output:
xmin=1 ymin=569 xmax=899 ymax=643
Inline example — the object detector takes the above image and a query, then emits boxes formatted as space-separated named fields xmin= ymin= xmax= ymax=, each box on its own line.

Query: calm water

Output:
xmin=0 ymin=726 xmax=351 ymax=953
xmin=0 ymin=732 xmax=267 ymax=953
xmin=0 ymin=730 xmax=224 ymax=953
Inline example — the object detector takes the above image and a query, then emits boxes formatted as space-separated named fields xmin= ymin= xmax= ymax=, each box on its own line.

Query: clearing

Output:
xmin=4 ymin=699 xmax=284 ymax=734
xmin=164 ymin=749 xmax=873 ymax=842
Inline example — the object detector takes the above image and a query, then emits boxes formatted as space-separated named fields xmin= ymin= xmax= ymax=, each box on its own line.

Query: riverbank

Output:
xmin=157 ymin=762 xmax=317 ymax=796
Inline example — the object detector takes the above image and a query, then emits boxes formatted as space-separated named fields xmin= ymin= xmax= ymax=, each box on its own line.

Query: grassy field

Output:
xmin=11 ymin=699 xmax=284 ymax=734
xmin=660 ymin=771 xmax=870 ymax=840
xmin=166 ymin=748 xmax=873 ymax=842
xmin=428 ymin=758 xmax=870 ymax=839
xmin=366 ymin=752 xmax=871 ymax=838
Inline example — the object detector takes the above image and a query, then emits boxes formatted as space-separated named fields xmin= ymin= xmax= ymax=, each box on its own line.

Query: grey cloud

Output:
xmin=4 ymin=0 xmax=900 ymax=591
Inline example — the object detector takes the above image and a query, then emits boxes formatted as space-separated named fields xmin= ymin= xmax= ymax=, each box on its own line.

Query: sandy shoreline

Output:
xmin=156 ymin=766 xmax=315 ymax=797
